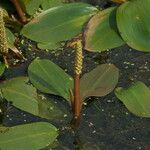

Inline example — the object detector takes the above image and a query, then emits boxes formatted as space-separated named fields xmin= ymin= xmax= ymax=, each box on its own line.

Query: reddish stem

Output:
xmin=73 ymin=73 xmax=81 ymax=126
xmin=10 ymin=0 xmax=27 ymax=24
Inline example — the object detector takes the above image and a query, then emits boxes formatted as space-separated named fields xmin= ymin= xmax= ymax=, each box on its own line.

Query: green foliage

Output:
xmin=0 ymin=62 xmax=5 ymax=76
xmin=21 ymin=3 xmax=98 ymax=50
xmin=84 ymin=7 xmax=125 ymax=52
xmin=19 ymin=0 xmax=43 ymax=15
xmin=20 ymin=0 xmax=65 ymax=15
xmin=41 ymin=0 xmax=65 ymax=10
xmin=116 ymin=0 xmax=150 ymax=52
xmin=0 ymin=122 xmax=58 ymax=150
xmin=80 ymin=64 xmax=119 ymax=100
xmin=21 ymin=0 xmax=150 ymax=52
xmin=28 ymin=59 xmax=119 ymax=102
xmin=28 ymin=59 xmax=73 ymax=101
xmin=38 ymin=95 xmax=69 ymax=120
xmin=115 ymin=81 xmax=150 ymax=117
xmin=0 ymin=77 xmax=39 ymax=116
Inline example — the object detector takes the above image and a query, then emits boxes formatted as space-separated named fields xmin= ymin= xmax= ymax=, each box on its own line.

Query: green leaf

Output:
xmin=0 ymin=77 xmax=39 ymax=116
xmin=84 ymin=7 xmax=124 ymax=52
xmin=80 ymin=64 xmax=119 ymax=100
xmin=28 ymin=59 xmax=73 ymax=101
xmin=21 ymin=3 xmax=98 ymax=49
xmin=0 ymin=62 xmax=5 ymax=76
xmin=0 ymin=122 xmax=58 ymax=150
xmin=5 ymin=28 xmax=15 ymax=49
xmin=41 ymin=0 xmax=64 ymax=10
xmin=115 ymin=81 xmax=150 ymax=117
xmin=38 ymin=95 xmax=69 ymax=120
xmin=37 ymin=42 xmax=61 ymax=50
xmin=116 ymin=0 xmax=150 ymax=52
xmin=20 ymin=0 xmax=43 ymax=15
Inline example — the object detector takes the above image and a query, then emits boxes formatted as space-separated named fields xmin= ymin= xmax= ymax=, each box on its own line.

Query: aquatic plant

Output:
xmin=0 ymin=0 xmax=150 ymax=149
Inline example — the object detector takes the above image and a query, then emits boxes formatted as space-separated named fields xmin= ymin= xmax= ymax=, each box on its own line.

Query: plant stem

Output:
xmin=10 ymin=0 xmax=27 ymax=24
xmin=69 ymin=39 xmax=83 ymax=128
xmin=74 ymin=73 xmax=81 ymax=121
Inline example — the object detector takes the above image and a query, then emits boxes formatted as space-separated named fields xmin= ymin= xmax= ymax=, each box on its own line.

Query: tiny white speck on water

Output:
xmin=63 ymin=114 xmax=68 ymax=118
xmin=101 ymin=109 xmax=104 ymax=112
xmin=111 ymin=115 xmax=115 ymax=118
xmin=88 ymin=122 xmax=94 ymax=127
xmin=24 ymin=120 xmax=27 ymax=122
xmin=132 ymin=137 xmax=136 ymax=140
xmin=83 ymin=102 xmax=87 ymax=106
xmin=92 ymin=130 xmax=96 ymax=134
xmin=125 ymin=112 xmax=129 ymax=115
xmin=9 ymin=118 xmax=12 ymax=121
xmin=138 ymin=146 xmax=142 ymax=149
xmin=83 ymin=113 xmax=86 ymax=116
xmin=107 ymin=100 xmax=111 ymax=103
xmin=6 ymin=115 xmax=9 ymax=117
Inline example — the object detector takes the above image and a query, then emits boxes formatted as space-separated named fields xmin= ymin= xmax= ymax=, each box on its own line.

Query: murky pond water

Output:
xmin=1 ymin=35 xmax=150 ymax=150
xmin=0 ymin=0 xmax=150 ymax=149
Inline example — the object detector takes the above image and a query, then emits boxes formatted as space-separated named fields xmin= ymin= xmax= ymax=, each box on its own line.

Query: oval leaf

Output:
xmin=0 ymin=122 xmax=58 ymax=150
xmin=41 ymin=0 xmax=64 ymax=10
xmin=38 ymin=95 xmax=69 ymax=121
xmin=28 ymin=59 xmax=73 ymax=101
xmin=0 ymin=77 xmax=39 ymax=116
xmin=80 ymin=64 xmax=119 ymax=100
xmin=84 ymin=7 xmax=125 ymax=52
xmin=115 ymin=81 xmax=150 ymax=117
xmin=116 ymin=0 xmax=150 ymax=52
xmin=21 ymin=3 xmax=98 ymax=49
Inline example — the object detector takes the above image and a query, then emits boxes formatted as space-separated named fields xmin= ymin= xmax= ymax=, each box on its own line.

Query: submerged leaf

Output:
xmin=84 ymin=7 xmax=124 ymax=52
xmin=116 ymin=0 xmax=150 ymax=52
xmin=28 ymin=59 xmax=73 ymax=101
xmin=0 ymin=77 xmax=39 ymax=116
xmin=115 ymin=81 xmax=150 ymax=117
xmin=21 ymin=3 xmax=98 ymax=49
xmin=38 ymin=95 xmax=69 ymax=121
xmin=80 ymin=64 xmax=119 ymax=100
xmin=0 ymin=122 xmax=58 ymax=150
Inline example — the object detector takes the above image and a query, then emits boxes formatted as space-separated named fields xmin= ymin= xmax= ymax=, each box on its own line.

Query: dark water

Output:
xmin=1 ymin=35 xmax=150 ymax=150
xmin=1 ymin=0 xmax=150 ymax=149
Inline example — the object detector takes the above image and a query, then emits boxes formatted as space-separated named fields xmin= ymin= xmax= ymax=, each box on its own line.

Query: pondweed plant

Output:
xmin=0 ymin=0 xmax=150 ymax=149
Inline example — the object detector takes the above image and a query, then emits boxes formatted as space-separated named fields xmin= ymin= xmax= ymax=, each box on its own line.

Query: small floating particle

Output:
xmin=92 ymin=130 xmax=96 ymax=134
xmin=63 ymin=114 xmax=68 ymax=118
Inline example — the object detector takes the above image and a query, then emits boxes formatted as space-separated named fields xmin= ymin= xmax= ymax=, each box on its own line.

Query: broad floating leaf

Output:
xmin=116 ymin=0 xmax=150 ymax=52
xmin=21 ymin=3 xmax=98 ymax=49
xmin=84 ymin=7 xmax=124 ymax=52
xmin=28 ymin=59 xmax=73 ymax=101
xmin=41 ymin=0 xmax=65 ymax=10
xmin=37 ymin=42 xmax=61 ymax=50
xmin=0 ymin=77 xmax=39 ymax=116
xmin=38 ymin=95 xmax=68 ymax=121
xmin=115 ymin=81 xmax=150 ymax=117
xmin=0 ymin=122 xmax=58 ymax=150
xmin=80 ymin=64 xmax=119 ymax=100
